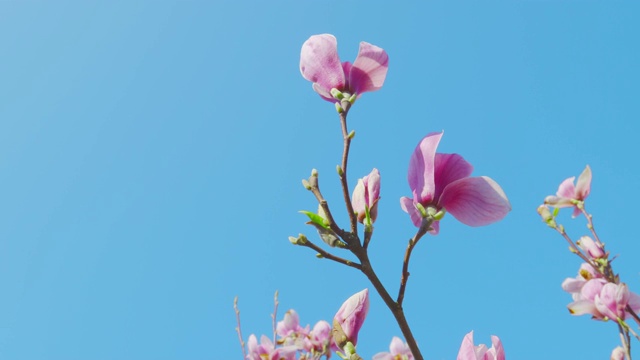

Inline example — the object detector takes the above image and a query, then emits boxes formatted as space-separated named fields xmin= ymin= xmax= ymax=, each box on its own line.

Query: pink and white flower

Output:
xmin=457 ymin=331 xmax=505 ymax=360
xmin=544 ymin=165 xmax=592 ymax=217
xmin=333 ymin=289 xmax=370 ymax=347
xmin=300 ymin=34 xmax=389 ymax=102
xmin=247 ymin=334 xmax=296 ymax=360
xmin=400 ymin=132 xmax=511 ymax=234
xmin=352 ymin=168 xmax=381 ymax=225
xmin=372 ymin=336 xmax=414 ymax=360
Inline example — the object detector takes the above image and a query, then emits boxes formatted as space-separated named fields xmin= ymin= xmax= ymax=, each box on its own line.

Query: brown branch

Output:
xmin=397 ymin=219 xmax=432 ymax=306
xmin=301 ymin=239 xmax=362 ymax=270
xmin=337 ymin=105 xmax=358 ymax=235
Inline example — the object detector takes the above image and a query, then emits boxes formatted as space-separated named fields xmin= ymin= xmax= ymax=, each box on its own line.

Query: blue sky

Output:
xmin=1 ymin=1 xmax=639 ymax=359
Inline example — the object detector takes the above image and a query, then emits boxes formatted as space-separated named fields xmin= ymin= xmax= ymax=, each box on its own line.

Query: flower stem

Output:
xmin=397 ymin=219 xmax=432 ymax=306
xmin=338 ymin=109 xmax=358 ymax=235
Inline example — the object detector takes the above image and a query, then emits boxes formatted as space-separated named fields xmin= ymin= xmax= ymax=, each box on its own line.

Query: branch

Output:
xmin=234 ymin=296 xmax=247 ymax=359
xmin=337 ymin=105 xmax=358 ymax=235
xmin=300 ymin=239 xmax=362 ymax=270
xmin=397 ymin=219 xmax=432 ymax=306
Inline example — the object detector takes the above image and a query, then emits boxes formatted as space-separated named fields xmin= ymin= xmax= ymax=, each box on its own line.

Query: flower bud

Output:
xmin=576 ymin=236 xmax=605 ymax=259
xmin=351 ymin=169 xmax=380 ymax=225
xmin=333 ymin=289 xmax=369 ymax=347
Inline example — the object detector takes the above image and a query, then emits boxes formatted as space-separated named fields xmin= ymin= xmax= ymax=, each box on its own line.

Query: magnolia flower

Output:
xmin=400 ymin=132 xmax=511 ymax=234
xmin=457 ymin=331 xmax=505 ymax=360
xmin=544 ymin=165 xmax=592 ymax=217
xmin=333 ymin=289 xmax=369 ymax=347
xmin=576 ymin=236 xmax=605 ymax=259
xmin=352 ymin=168 xmax=381 ymax=225
xmin=276 ymin=309 xmax=310 ymax=349
xmin=611 ymin=347 xmax=626 ymax=360
xmin=300 ymin=34 xmax=389 ymax=102
xmin=305 ymin=320 xmax=332 ymax=355
xmin=566 ymin=278 xmax=640 ymax=321
xmin=372 ymin=336 xmax=414 ymax=360
xmin=247 ymin=334 xmax=296 ymax=360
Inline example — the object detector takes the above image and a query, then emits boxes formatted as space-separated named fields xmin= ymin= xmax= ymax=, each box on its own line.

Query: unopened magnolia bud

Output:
xmin=335 ymin=102 xmax=344 ymax=113
xmin=302 ymin=179 xmax=311 ymax=190
xmin=434 ymin=209 xmax=446 ymax=220
xmin=288 ymin=234 xmax=308 ymax=245
xmin=336 ymin=165 xmax=344 ymax=177
xmin=348 ymin=93 xmax=357 ymax=104
xmin=415 ymin=203 xmax=427 ymax=218
xmin=311 ymin=169 xmax=318 ymax=177
xmin=331 ymin=88 xmax=345 ymax=100
xmin=348 ymin=130 xmax=355 ymax=139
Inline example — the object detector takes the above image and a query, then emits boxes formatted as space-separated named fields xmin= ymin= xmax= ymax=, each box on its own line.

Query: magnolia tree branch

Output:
xmin=300 ymin=239 xmax=362 ymax=270
xmin=338 ymin=106 xmax=358 ymax=235
xmin=397 ymin=219 xmax=432 ymax=306
xmin=234 ymin=296 xmax=247 ymax=359
xmin=271 ymin=291 xmax=279 ymax=344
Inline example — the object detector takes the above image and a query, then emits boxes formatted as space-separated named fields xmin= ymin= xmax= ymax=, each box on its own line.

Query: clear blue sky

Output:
xmin=1 ymin=1 xmax=639 ymax=359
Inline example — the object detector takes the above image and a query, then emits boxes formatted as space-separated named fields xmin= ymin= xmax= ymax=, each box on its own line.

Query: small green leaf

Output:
xmin=299 ymin=210 xmax=328 ymax=229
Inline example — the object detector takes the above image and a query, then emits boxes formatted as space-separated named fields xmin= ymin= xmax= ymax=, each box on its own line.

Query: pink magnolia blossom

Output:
xmin=276 ymin=309 xmax=310 ymax=349
xmin=544 ymin=165 xmax=592 ymax=217
xmin=611 ymin=347 xmax=626 ymax=360
xmin=300 ymin=34 xmax=389 ymax=102
xmin=305 ymin=320 xmax=332 ymax=355
xmin=372 ymin=336 xmax=414 ymax=360
xmin=576 ymin=236 xmax=605 ymax=259
xmin=352 ymin=168 xmax=381 ymax=225
xmin=400 ymin=132 xmax=511 ymax=234
xmin=333 ymin=289 xmax=369 ymax=347
xmin=565 ymin=277 xmax=640 ymax=321
xmin=457 ymin=331 xmax=505 ymax=360
xmin=247 ymin=334 xmax=296 ymax=360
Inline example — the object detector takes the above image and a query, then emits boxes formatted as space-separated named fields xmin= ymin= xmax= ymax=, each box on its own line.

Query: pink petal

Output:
xmin=457 ymin=331 xmax=476 ymax=360
xmin=300 ymin=34 xmax=345 ymax=101
xmin=372 ymin=354 xmax=394 ymax=360
xmin=352 ymin=179 xmax=366 ymax=220
xmin=400 ymin=197 xmax=422 ymax=227
xmin=575 ymin=165 xmax=592 ymax=200
xmin=389 ymin=336 xmax=410 ymax=356
xmin=433 ymin=153 xmax=473 ymax=201
xmin=556 ymin=176 xmax=576 ymax=199
xmin=439 ymin=176 xmax=511 ymax=227
xmin=428 ymin=220 xmax=440 ymax=235
xmin=366 ymin=168 xmax=381 ymax=205
xmin=491 ymin=336 xmax=505 ymax=360
xmin=408 ymin=132 xmax=443 ymax=204
xmin=568 ymin=299 xmax=599 ymax=317
xmin=349 ymin=41 xmax=389 ymax=94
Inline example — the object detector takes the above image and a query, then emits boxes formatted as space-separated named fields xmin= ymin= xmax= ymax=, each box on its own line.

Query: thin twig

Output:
xmin=337 ymin=106 xmax=358 ymax=235
xmin=397 ymin=219 xmax=432 ymax=306
xmin=308 ymin=186 xmax=346 ymax=239
xmin=580 ymin=207 xmax=602 ymax=246
xmin=627 ymin=305 xmax=640 ymax=326
xmin=553 ymin=225 xmax=592 ymax=264
xmin=234 ymin=296 xmax=247 ymax=360
xmin=271 ymin=290 xmax=279 ymax=344
xmin=301 ymin=239 xmax=362 ymax=270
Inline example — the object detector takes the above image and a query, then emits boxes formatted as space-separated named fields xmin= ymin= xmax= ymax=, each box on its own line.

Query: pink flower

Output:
xmin=457 ymin=331 xmax=505 ymax=360
xmin=566 ymin=279 xmax=640 ymax=321
xmin=333 ymin=289 xmax=369 ymax=347
xmin=372 ymin=336 xmax=414 ymax=360
xmin=246 ymin=334 xmax=297 ymax=360
xmin=305 ymin=320 xmax=332 ymax=355
xmin=276 ymin=309 xmax=310 ymax=349
xmin=300 ymin=34 xmax=389 ymax=102
xmin=400 ymin=132 xmax=511 ymax=234
xmin=611 ymin=347 xmax=626 ymax=360
xmin=352 ymin=168 xmax=381 ymax=225
xmin=544 ymin=165 xmax=592 ymax=217
xmin=576 ymin=236 xmax=605 ymax=259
